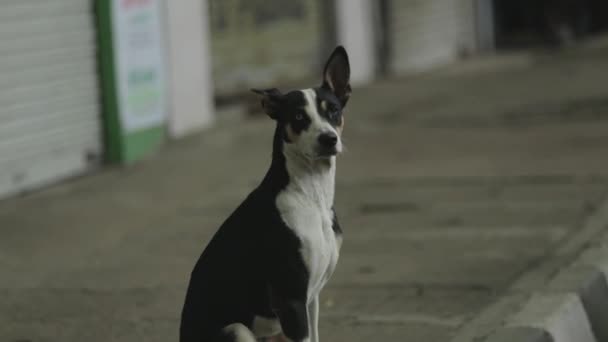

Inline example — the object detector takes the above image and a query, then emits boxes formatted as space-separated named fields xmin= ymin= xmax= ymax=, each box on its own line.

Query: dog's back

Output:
xmin=180 ymin=189 xmax=273 ymax=341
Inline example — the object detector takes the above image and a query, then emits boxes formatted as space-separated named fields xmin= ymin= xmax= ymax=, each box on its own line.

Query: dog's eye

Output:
xmin=328 ymin=108 xmax=339 ymax=119
xmin=327 ymin=104 xmax=339 ymax=118
xmin=295 ymin=113 xmax=303 ymax=121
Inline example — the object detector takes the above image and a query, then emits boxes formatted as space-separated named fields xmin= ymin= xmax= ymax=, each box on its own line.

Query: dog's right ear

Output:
xmin=251 ymin=88 xmax=282 ymax=120
xmin=322 ymin=46 xmax=351 ymax=107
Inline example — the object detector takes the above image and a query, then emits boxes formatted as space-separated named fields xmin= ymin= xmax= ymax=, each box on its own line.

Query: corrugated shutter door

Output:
xmin=0 ymin=0 xmax=102 ymax=197
xmin=209 ymin=0 xmax=324 ymax=96
xmin=390 ymin=0 xmax=476 ymax=74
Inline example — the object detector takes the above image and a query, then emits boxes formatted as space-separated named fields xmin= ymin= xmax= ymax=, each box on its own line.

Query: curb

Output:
xmin=451 ymin=197 xmax=608 ymax=342
xmin=567 ymin=247 xmax=608 ymax=341
xmin=486 ymin=326 xmax=551 ymax=342
xmin=486 ymin=237 xmax=608 ymax=342
xmin=488 ymin=293 xmax=596 ymax=342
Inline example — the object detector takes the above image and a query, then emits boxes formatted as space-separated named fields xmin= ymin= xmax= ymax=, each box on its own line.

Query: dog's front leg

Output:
xmin=275 ymin=299 xmax=309 ymax=342
xmin=308 ymin=296 xmax=319 ymax=342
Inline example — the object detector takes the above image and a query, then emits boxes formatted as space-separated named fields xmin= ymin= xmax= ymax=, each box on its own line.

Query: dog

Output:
xmin=179 ymin=46 xmax=351 ymax=342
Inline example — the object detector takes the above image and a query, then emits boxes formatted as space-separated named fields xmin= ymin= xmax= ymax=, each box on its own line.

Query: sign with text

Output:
xmin=112 ymin=0 xmax=167 ymax=132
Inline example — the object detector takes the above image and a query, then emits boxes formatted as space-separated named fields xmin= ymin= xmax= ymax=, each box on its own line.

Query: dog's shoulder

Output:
xmin=202 ymin=186 xmax=295 ymax=252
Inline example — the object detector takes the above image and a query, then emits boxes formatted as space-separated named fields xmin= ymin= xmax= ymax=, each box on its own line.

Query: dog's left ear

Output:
xmin=322 ymin=46 xmax=351 ymax=107
xmin=251 ymin=88 xmax=283 ymax=120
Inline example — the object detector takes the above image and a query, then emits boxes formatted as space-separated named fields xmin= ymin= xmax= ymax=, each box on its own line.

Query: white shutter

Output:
xmin=390 ymin=0 xmax=476 ymax=74
xmin=0 ymin=0 xmax=102 ymax=198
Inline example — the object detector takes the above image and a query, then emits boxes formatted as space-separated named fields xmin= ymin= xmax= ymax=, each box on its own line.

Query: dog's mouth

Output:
xmin=315 ymin=146 xmax=339 ymax=159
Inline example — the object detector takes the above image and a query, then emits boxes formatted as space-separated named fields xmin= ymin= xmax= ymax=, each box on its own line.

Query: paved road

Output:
xmin=2 ymin=45 xmax=608 ymax=342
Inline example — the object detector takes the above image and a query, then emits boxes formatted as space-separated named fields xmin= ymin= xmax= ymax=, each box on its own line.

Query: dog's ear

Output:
xmin=322 ymin=46 xmax=351 ymax=107
xmin=251 ymin=88 xmax=283 ymax=120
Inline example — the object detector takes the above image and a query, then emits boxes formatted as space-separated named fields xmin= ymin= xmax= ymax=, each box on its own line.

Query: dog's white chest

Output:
xmin=276 ymin=172 xmax=340 ymax=302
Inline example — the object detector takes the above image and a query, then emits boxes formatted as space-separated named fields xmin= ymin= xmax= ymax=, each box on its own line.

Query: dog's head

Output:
xmin=252 ymin=46 xmax=351 ymax=160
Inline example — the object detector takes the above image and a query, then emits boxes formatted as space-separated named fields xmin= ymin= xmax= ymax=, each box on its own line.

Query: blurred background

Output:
xmin=2 ymin=1 xmax=608 ymax=341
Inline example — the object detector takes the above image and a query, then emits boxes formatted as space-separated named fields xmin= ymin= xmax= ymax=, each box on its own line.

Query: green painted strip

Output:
xmin=96 ymin=0 xmax=124 ymax=163
xmin=95 ymin=0 xmax=166 ymax=164
xmin=123 ymin=126 xmax=165 ymax=163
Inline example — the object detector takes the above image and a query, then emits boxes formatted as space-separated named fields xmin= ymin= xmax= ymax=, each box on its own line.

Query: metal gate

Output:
xmin=0 ymin=0 xmax=103 ymax=198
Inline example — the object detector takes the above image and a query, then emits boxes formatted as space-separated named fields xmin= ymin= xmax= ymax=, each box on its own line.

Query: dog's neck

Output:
xmin=261 ymin=125 xmax=336 ymax=209
xmin=283 ymin=144 xmax=336 ymax=210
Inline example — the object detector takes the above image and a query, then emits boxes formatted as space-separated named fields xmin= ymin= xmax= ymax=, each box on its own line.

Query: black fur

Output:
xmin=180 ymin=46 xmax=349 ymax=342
xmin=331 ymin=209 xmax=342 ymax=235
xmin=281 ymin=91 xmax=311 ymax=136
xmin=315 ymin=87 xmax=344 ymax=127
xmin=180 ymin=123 xmax=317 ymax=342
xmin=322 ymin=46 xmax=351 ymax=107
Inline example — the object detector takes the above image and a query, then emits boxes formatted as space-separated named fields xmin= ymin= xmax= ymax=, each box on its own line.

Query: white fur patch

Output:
xmin=222 ymin=323 xmax=257 ymax=342
xmin=252 ymin=315 xmax=282 ymax=338
xmin=275 ymin=88 xmax=342 ymax=342
xmin=276 ymin=152 xmax=340 ymax=304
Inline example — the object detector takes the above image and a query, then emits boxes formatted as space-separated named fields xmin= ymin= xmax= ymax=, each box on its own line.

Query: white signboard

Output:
xmin=112 ymin=0 xmax=167 ymax=132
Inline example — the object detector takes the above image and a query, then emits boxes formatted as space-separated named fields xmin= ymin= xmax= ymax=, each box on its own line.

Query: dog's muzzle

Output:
xmin=317 ymin=132 xmax=339 ymax=157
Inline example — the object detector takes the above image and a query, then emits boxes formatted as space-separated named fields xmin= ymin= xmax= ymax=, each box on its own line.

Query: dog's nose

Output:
xmin=318 ymin=132 xmax=338 ymax=148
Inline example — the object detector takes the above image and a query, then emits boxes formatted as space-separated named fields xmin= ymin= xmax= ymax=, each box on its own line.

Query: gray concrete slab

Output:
xmin=3 ymin=45 xmax=608 ymax=341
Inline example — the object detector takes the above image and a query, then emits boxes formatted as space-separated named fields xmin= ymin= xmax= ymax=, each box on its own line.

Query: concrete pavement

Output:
xmin=3 ymin=44 xmax=608 ymax=342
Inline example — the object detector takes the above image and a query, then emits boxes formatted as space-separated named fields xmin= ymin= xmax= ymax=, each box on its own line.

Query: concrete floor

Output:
xmin=2 ymin=45 xmax=608 ymax=342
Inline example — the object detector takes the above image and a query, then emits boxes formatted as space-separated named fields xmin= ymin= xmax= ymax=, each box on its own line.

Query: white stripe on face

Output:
xmin=295 ymin=89 xmax=341 ymax=158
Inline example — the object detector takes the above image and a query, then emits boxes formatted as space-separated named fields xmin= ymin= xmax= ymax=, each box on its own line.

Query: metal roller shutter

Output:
xmin=390 ymin=0 xmax=476 ymax=74
xmin=0 ymin=0 xmax=102 ymax=198
xmin=208 ymin=0 xmax=325 ymax=97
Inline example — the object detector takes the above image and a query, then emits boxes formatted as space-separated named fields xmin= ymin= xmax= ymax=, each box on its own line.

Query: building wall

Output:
xmin=165 ymin=0 xmax=214 ymax=137
xmin=208 ymin=0 xmax=325 ymax=96
xmin=389 ymin=0 xmax=478 ymax=74
xmin=335 ymin=0 xmax=378 ymax=85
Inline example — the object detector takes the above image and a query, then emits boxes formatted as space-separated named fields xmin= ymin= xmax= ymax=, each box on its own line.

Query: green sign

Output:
xmin=97 ymin=0 xmax=168 ymax=163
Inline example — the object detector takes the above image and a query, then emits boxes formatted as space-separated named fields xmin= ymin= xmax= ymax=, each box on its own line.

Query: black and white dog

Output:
xmin=180 ymin=46 xmax=351 ymax=342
